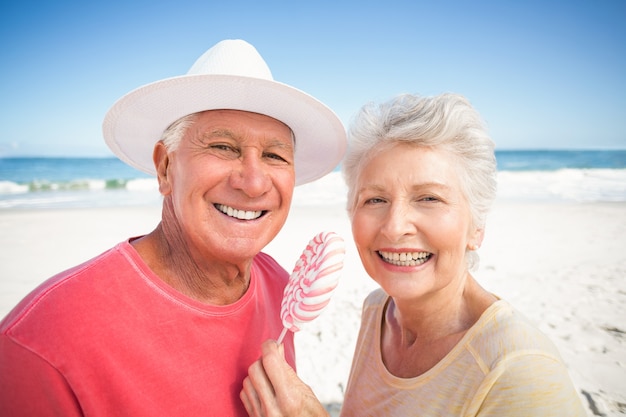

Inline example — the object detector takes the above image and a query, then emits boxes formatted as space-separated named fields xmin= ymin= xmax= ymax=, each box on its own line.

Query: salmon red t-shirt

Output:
xmin=0 ymin=240 xmax=294 ymax=417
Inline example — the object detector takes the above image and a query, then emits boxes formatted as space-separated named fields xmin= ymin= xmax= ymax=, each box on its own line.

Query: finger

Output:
xmin=243 ymin=358 xmax=282 ymax=416
xmin=261 ymin=340 xmax=288 ymax=374
xmin=240 ymin=376 xmax=261 ymax=417
xmin=261 ymin=341 xmax=296 ymax=393
xmin=248 ymin=359 xmax=276 ymax=398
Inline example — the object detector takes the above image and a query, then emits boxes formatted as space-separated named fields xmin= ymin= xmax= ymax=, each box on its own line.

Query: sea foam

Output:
xmin=0 ymin=169 xmax=624 ymax=210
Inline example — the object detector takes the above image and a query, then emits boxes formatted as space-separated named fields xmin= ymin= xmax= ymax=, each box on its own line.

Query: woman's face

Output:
xmin=351 ymin=143 xmax=482 ymax=302
xmin=156 ymin=110 xmax=295 ymax=265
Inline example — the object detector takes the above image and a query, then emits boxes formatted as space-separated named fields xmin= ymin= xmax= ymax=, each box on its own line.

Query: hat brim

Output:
xmin=103 ymin=74 xmax=346 ymax=185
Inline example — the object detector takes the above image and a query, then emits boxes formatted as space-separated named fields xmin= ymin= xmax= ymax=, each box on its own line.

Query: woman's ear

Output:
xmin=153 ymin=142 xmax=172 ymax=196
xmin=468 ymin=228 xmax=485 ymax=251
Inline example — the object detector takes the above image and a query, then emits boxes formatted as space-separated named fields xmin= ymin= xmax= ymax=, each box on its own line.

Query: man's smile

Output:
xmin=215 ymin=203 xmax=265 ymax=220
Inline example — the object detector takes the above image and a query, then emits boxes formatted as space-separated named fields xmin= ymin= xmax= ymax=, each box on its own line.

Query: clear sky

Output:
xmin=1 ymin=0 xmax=624 ymax=157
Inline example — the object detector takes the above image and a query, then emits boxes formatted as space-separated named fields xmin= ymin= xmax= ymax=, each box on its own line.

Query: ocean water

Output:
xmin=0 ymin=158 xmax=160 ymax=209
xmin=494 ymin=150 xmax=626 ymax=202
xmin=0 ymin=150 xmax=625 ymax=209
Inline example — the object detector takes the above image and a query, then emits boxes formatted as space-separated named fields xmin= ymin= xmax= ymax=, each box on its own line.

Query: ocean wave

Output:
xmin=0 ymin=169 xmax=624 ymax=210
xmin=0 ymin=178 xmax=161 ymax=209
xmin=293 ymin=169 xmax=626 ymax=206
xmin=496 ymin=168 xmax=626 ymax=202
xmin=292 ymin=169 xmax=626 ymax=206
xmin=0 ymin=181 xmax=29 ymax=194
xmin=0 ymin=178 xmax=159 ymax=194
xmin=125 ymin=178 xmax=160 ymax=191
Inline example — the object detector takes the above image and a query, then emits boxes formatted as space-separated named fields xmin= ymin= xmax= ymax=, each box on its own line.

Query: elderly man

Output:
xmin=0 ymin=39 xmax=345 ymax=416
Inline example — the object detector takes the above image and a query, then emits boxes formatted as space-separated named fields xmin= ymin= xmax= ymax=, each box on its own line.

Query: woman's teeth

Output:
xmin=215 ymin=204 xmax=263 ymax=220
xmin=378 ymin=250 xmax=431 ymax=266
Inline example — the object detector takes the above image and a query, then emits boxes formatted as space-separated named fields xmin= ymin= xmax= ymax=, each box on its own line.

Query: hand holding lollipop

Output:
xmin=276 ymin=231 xmax=345 ymax=344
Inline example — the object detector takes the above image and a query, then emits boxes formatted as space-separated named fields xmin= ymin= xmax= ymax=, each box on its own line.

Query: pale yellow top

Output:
xmin=340 ymin=289 xmax=586 ymax=417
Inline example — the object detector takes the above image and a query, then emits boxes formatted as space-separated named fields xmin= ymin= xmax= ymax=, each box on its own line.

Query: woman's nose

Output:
xmin=380 ymin=202 xmax=416 ymax=239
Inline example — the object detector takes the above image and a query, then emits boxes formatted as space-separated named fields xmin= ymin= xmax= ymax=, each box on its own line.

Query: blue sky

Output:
xmin=1 ymin=0 xmax=624 ymax=157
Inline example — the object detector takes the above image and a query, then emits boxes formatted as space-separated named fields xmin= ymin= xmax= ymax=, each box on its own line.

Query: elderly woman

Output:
xmin=241 ymin=93 xmax=586 ymax=416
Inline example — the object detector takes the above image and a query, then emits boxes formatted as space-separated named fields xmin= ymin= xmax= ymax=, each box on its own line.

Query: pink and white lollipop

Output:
xmin=276 ymin=231 xmax=346 ymax=344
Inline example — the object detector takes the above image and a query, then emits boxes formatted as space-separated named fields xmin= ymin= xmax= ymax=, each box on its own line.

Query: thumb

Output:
xmin=261 ymin=340 xmax=296 ymax=383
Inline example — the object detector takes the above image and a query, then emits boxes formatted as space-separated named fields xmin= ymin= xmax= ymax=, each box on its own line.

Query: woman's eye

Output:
xmin=364 ymin=197 xmax=386 ymax=205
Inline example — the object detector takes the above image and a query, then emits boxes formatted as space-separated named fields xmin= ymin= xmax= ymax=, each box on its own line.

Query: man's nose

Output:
xmin=230 ymin=154 xmax=272 ymax=197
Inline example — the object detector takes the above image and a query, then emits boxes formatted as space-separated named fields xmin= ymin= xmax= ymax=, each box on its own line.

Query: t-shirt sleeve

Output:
xmin=472 ymin=350 xmax=586 ymax=416
xmin=0 ymin=335 xmax=82 ymax=416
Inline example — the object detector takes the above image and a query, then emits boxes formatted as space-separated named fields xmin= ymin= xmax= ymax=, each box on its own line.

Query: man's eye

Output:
xmin=211 ymin=144 xmax=235 ymax=151
xmin=209 ymin=144 xmax=241 ymax=156
xmin=264 ymin=152 xmax=288 ymax=163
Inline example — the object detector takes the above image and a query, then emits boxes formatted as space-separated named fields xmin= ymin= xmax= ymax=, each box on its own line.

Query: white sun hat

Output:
xmin=103 ymin=39 xmax=346 ymax=185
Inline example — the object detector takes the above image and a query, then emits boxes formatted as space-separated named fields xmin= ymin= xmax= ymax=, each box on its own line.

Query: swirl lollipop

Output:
xmin=276 ymin=231 xmax=346 ymax=344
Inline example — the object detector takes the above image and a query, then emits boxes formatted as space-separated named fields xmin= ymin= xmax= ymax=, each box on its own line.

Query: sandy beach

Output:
xmin=1 ymin=197 xmax=624 ymax=416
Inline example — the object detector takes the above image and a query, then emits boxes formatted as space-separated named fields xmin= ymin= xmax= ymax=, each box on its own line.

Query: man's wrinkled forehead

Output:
xmin=192 ymin=109 xmax=295 ymax=143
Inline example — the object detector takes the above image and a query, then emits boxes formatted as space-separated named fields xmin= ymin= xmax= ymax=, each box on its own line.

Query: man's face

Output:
xmin=156 ymin=110 xmax=296 ymax=265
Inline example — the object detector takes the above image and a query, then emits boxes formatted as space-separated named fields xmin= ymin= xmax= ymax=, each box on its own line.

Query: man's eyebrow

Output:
xmin=265 ymin=138 xmax=294 ymax=149
xmin=199 ymin=129 xmax=294 ymax=152
xmin=203 ymin=129 xmax=237 ymax=140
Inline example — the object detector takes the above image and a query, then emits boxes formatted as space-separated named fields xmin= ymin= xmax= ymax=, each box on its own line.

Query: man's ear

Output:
xmin=153 ymin=141 xmax=172 ymax=196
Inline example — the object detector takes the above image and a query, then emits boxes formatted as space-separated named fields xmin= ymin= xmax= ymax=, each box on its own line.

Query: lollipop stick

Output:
xmin=276 ymin=327 xmax=288 ymax=345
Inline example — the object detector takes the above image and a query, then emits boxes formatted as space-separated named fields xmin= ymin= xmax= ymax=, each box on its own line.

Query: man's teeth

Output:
xmin=378 ymin=251 xmax=431 ymax=266
xmin=216 ymin=204 xmax=263 ymax=220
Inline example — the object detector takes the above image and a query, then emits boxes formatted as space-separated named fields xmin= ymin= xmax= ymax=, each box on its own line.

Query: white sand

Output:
xmin=1 ymin=200 xmax=624 ymax=416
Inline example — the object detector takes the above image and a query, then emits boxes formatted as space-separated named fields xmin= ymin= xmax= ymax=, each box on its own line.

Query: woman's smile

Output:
xmin=377 ymin=250 xmax=433 ymax=267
